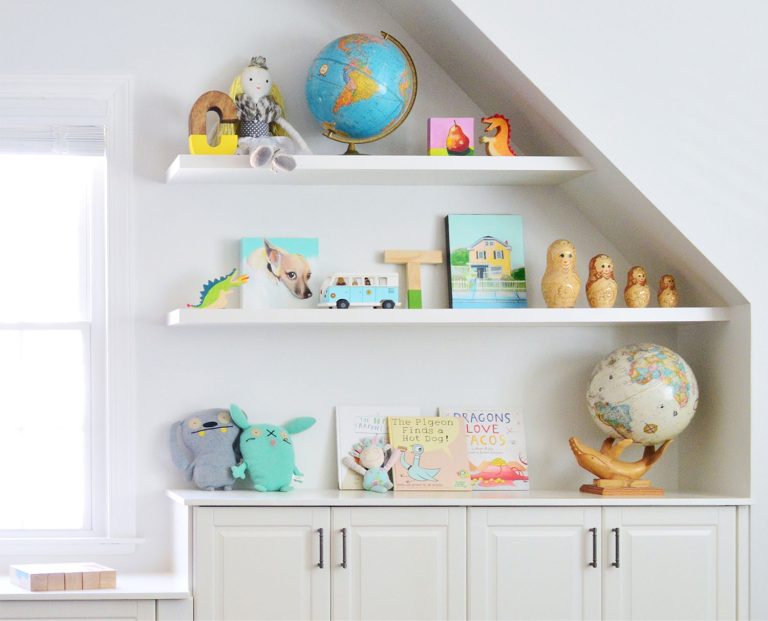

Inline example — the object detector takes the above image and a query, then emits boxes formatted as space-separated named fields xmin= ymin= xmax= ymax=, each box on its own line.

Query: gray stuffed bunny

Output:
xmin=170 ymin=409 xmax=239 ymax=490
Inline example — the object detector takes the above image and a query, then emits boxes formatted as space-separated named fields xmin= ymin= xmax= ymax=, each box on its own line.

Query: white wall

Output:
xmin=451 ymin=0 xmax=768 ymax=615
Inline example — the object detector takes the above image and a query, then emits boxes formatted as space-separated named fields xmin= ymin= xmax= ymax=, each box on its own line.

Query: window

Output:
xmin=494 ymin=250 xmax=505 ymax=260
xmin=0 ymin=77 xmax=136 ymax=554
xmin=477 ymin=250 xmax=487 ymax=259
xmin=0 ymin=154 xmax=104 ymax=531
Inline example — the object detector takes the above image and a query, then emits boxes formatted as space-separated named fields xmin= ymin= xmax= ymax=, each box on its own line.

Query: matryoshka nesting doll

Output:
xmin=541 ymin=239 xmax=581 ymax=308
xmin=657 ymin=274 xmax=679 ymax=307
xmin=586 ymin=253 xmax=618 ymax=308
xmin=624 ymin=265 xmax=651 ymax=308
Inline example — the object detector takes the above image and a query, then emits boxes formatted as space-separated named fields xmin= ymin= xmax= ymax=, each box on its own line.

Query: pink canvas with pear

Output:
xmin=428 ymin=117 xmax=474 ymax=156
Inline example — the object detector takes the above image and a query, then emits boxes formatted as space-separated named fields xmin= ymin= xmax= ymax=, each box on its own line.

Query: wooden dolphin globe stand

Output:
xmin=569 ymin=436 xmax=672 ymax=496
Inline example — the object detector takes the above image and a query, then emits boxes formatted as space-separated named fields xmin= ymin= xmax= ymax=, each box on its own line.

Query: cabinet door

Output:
xmin=602 ymin=506 xmax=736 ymax=621
xmin=332 ymin=506 xmax=466 ymax=620
xmin=194 ymin=506 xmax=330 ymax=621
xmin=468 ymin=507 xmax=601 ymax=621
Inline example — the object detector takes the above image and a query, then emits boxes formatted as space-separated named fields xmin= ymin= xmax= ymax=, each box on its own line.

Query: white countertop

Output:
xmin=0 ymin=573 xmax=189 ymax=600
xmin=167 ymin=488 xmax=751 ymax=507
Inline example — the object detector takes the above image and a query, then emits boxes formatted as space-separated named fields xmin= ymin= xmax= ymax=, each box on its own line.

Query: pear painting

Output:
xmin=428 ymin=117 xmax=475 ymax=156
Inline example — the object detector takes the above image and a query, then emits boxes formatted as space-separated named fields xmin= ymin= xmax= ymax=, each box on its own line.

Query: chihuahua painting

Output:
xmin=241 ymin=237 xmax=319 ymax=308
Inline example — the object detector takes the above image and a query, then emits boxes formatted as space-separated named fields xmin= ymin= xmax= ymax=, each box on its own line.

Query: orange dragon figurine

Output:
xmin=480 ymin=114 xmax=518 ymax=156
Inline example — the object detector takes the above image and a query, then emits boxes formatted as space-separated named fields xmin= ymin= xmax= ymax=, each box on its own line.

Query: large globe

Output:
xmin=586 ymin=343 xmax=699 ymax=445
xmin=305 ymin=32 xmax=416 ymax=149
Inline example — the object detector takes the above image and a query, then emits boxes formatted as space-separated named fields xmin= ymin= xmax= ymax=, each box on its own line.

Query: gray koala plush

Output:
xmin=170 ymin=408 xmax=239 ymax=490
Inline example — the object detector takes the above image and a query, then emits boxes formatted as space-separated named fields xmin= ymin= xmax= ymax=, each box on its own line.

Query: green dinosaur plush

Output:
xmin=230 ymin=404 xmax=315 ymax=492
xmin=187 ymin=268 xmax=249 ymax=309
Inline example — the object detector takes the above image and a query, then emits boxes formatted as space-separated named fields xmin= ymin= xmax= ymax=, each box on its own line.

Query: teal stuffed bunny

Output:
xmin=230 ymin=404 xmax=315 ymax=492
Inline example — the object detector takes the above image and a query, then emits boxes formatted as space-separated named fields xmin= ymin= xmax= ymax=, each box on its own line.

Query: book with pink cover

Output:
xmin=388 ymin=416 xmax=472 ymax=491
xmin=439 ymin=406 xmax=529 ymax=490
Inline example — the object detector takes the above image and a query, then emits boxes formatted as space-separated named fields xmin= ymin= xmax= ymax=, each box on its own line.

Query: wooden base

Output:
xmin=581 ymin=479 xmax=665 ymax=496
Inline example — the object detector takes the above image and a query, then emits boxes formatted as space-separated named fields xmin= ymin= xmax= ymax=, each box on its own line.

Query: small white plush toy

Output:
xmin=233 ymin=56 xmax=311 ymax=172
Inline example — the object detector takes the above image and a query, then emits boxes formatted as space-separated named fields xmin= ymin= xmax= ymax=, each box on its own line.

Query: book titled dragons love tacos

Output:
xmin=439 ymin=406 xmax=529 ymax=490
xmin=387 ymin=416 xmax=471 ymax=491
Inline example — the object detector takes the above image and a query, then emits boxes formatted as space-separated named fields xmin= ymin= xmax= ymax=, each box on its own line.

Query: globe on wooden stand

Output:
xmin=570 ymin=343 xmax=699 ymax=496
xmin=305 ymin=32 xmax=417 ymax=155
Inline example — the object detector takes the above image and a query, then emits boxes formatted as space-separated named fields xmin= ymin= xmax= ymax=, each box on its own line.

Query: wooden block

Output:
xmin=82 ymin=570 xmax=100 ymax=590
xmin=580 ymin=483 xmax=664 ymax=496
xmin=47 ymin=573 xmax=65 ymax=591
xmin=65 ymin=572 xmax=83 ymax=590
xmin=9 ymin=563 xmax=116 ymax=592
xmin=99 ymin=569 xmax=117 ymax=589
xmin=384 ymin=250 xmax=443 ymax=265
xmin=29 ymin=574 xmax=48 ymax=591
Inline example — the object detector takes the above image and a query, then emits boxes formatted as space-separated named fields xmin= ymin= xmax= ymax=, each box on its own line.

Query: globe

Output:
xmin=586 ymin=343 xmax=699 ymax=446
xmin=305 ymin=32 xmax=417 ymax=153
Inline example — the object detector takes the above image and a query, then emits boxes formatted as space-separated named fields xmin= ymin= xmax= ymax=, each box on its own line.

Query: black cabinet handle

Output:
xmin=317 ymin=528 xmax=324 ymax=568
xmin=341 ymin=528 xmax=348 ymax=568
xmin=611 ymin=528 xmax=620 ymax=568
xmin=588 ymin=527 xmax=598 ymax=568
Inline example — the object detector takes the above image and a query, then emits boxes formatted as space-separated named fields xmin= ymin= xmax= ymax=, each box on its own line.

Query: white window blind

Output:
xmin=0 ymin=125 xmax=105 ymax=155
xmin=0 ymin=121 xmax=106 ymax=531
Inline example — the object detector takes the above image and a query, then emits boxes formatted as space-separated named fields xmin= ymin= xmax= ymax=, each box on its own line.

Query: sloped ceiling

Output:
xmin=382 ymin=0 xmax=744 ymax=306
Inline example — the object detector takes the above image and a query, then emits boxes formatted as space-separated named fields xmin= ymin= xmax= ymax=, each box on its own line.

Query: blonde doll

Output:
xmin=230 ymin=56 xmax=311 ymax=172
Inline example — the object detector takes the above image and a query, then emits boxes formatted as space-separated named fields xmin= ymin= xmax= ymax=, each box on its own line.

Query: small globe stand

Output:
xmin=569 ymin=436 xmax=671 ymax=496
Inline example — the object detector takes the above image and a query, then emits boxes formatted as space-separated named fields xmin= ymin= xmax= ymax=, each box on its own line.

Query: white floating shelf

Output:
xmin=167 ymin=307 xmax=731 ymax=328
xmin=165 ymin=154 xmax=591 ymax=186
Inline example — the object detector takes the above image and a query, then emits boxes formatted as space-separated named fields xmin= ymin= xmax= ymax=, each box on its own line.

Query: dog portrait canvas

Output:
xmin=240 ymin=237 xmax=319 ymax=309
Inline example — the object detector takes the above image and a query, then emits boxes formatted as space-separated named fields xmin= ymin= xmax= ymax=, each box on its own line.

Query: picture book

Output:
xmin=428 ymin=117 xmax=474 ymax=156
xmin=445 ymin=215 xmax=527 ymax=309
xmin=439 ymin=407 xmax=529 ymax=490
xmin=388 ymin=416 xmax=472 ymax=491
xmin=336 ymin=406 xmax=419 ymax=490
xmin=240 ymin=237 xmax=319 ymax=309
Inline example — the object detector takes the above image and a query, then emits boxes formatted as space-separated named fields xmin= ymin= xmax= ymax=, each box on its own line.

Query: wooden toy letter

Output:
xmin=384 ymin=250 xmax=443 ymax=309
xmin=188 ymin=91 xmax=239 ymax=155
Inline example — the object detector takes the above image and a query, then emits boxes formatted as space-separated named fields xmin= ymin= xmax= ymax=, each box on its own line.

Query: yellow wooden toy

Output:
xmin=188 ymin=91 xmax=239 ymax=155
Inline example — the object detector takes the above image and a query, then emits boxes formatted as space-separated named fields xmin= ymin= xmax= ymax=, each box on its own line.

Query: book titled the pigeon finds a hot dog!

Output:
xmin=387 ymin=416 xmax=471 ymax=491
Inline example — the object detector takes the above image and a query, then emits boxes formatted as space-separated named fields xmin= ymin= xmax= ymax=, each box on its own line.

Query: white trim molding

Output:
xmin=0 ymin=75 xmax=137 ymax=554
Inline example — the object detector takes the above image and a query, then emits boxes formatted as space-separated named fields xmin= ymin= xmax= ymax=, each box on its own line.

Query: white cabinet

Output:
xmin=332 ymin=507 xmax=466 ymax=621
xmin=469 ymin=506 xmax=737 ymax=621
xmin=469 ymin=507 xmax=602 ymax=621
xmin=177 ymin=494 xmax=743 ymax=621
xmin=193 ymin=507 xmax=330 ymax=621
xmin=602 ymin=506 xmax=736 ymax=621
xmin=192 ymin=505 xmax=464 ymax=621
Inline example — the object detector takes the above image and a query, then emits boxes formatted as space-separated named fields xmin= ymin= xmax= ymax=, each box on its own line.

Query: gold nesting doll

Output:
xmin=657 ymin=274 xmax=679 ymax=307
xmin=624 ymin=265 xmax=651 ymax=308
xmin=541 ymin=239 xmax=580 ymax=308
xmin=586 ymin=254 xmax=618 ymax=308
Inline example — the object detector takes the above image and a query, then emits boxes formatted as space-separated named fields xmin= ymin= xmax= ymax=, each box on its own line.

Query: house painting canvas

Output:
xmin=445 ymin=214 xmax=527 ymax=308
xmin=240 ymin=237 xmax=319 ymax=309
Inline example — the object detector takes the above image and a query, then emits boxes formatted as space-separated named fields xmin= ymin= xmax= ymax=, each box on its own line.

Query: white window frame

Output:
xmin=0 ymin=76 xmax=138 ymax=555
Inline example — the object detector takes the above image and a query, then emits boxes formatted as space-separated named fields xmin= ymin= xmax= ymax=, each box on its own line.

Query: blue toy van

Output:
xmin=318 ymin=273 xmax=401 ymax=309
